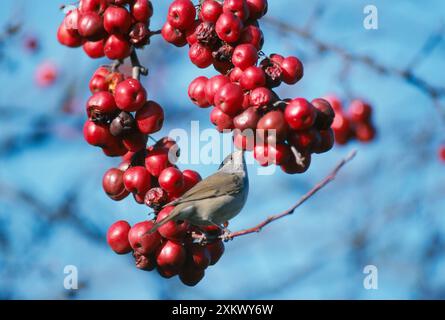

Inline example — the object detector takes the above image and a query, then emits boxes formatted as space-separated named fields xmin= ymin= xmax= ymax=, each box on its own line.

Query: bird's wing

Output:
xmin=165 ymin=172 xmax=244 ymax=207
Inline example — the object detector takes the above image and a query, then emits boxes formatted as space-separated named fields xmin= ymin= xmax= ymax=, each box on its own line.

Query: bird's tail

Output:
xmin=144 ymin=209 xmax=180 ymax=236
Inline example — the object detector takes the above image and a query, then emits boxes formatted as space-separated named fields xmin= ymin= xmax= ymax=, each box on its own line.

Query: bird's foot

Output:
xmin=221 ymin=227 xmax=234 ymax=242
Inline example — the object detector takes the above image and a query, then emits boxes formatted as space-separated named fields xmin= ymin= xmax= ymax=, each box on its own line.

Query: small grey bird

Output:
xmin=148 ymin=150 xmax=249 ymax=233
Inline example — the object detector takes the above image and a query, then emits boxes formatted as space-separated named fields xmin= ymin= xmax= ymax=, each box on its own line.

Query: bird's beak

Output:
xmin=232 ymin=150 xmax=245 ymax=164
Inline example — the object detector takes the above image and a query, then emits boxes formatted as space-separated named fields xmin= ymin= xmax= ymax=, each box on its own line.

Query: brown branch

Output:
xmin=262 ymin=16 xmax=445 ymax=123
xmin=192 ymin=150 xmax=357 ymax=242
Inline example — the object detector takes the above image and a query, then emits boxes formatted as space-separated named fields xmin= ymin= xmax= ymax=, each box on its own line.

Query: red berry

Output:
xmin=167 ymin=0 xmax=196 ymax=31
xmin=103 ymin=6 xmax=132 ymax=34
xmin=223 ymin=0 xmax=250 ymax=21
xmin=284 ymin=98 xmax=317 ymax=130
xmin=312 ymin=98 xmax=335 ymax=130
xmin=131 ymin=0 xmax=154 ymax=23
xmin=233 ymin=130 xmax=255 ymax=151
xmin=287 ymin=128 xmax=321 ymax=152
xmin=331 ymin=112 xmax=351 ymax=145
xmin=254 ymin=143 xmax=290 ymax=166
xmin=102 ymin=138 xmax=128 ymax=157
xmin=207 ymin=240 xmax=225 ymax=265
xmin=229 ymin=67 xmax=244 ymax=84
xmin=123 ymin=166 xmax=152 ymax=195
xmin=35 ymin=61 xmax=58 ymax=87
xmin=57 ymin=20 xmax=83 ymax=47
xmin=205 ymin=75 xmax=231 ymax=105
xmin=79 ymin=0 xmax=108 ymax=14
xmin=154 ymin=137 xmax=180 ymax=154
xmin=103 ymin=168 xmax=130 ymax=201
xmin=64 ymin=9 xmax=81 ymax=36
xmin=158 ymin=167 xmax=184 ymax=193
xmin=86 ymin=91 xmax=117 ymax=118
xmin=83 ymin=39 xmax=105 ymax=58
xmin=186 ymin=243 xmax=211 ymax=270
xmin=257 ymin=110 xmax=289 ymax=143
xmin=214 ymin=83 xmax=244 ymax=116
xmin=439 ymin=145 xmax=445 ymax=162
xmin=246 ymin=0 xmax=268 ymax=19
xmin=156 ymin=240 xmax=186 ymax=271
xmin=156 ymin=206 xmax=189 ymax=241
xmin=185 ymin=20 xmax=200 ymax=45
xmin=179 ymin=266 xmax=205 ymax=286
xmin=128 ymin=220 xmax=162 ymax=255
xmin=200 ymin=0 xmax=223 ymax=23
xmin=189 ymin=43 xmax=214 ymax=68
xmin=145 ymin=147 xmax=173 ymax=177
xmin=78 ymin=11 xmax=104 ymax=41
xmin=270 ymin=53 xmax=284 ymax=65
xmin=355 ymin=123 xmax=376 ymax=142
xmin=107 ymin=220 xmax=132 ymax=254
xmin=115 ymin=78 xmax=147 ymax=112
xmin=249 ymin=87 xmax=275 ymax=109
xmin=104 ymin=34 xmax=131 ymax=60
xmin=182 ymin=170 xmax=202 ymax=192
xmin=189 ymin=76 xmax=210 ymax=108
xmin=233 ymin=107 xmax=260 ymax=131
xmin=210 ymin=108 xmax=234 ymax=132
xmin=240 ymin=66 xmax=266 ymax=90
xmin=349 ymin=99 xmax=372 ymax=123
xmin=280 ymin=56 xmax=304 ymax=84
xmin=83 ymin=120 xmax=112 ymax=147
xmin=215 ymin=12 xmax=243 ymax=43
xmin=135 ymin=101 xmax=164 ymax=134
xmin=240 ymin=24 xmax=264 ymax=50
xmin=232 ymin=43 xmax=258 ymax=70
xmin=161 ymin=22 xmax=187 ymax=47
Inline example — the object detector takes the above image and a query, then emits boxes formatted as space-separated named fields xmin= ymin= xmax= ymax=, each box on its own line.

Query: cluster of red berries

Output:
xmin=83 ymin=66 xmax=164 ymax=156
xmin=104 ymin=138 xmax=226 ymax=286
xmin=161 ymin=0 xmax=335 ymax=173
xmin=325 ymin=95 xmax=377 ymax=145
xmin=57 ymin=0 xmax=154 ymax=59
xmin=81 ymin=61 xmax=223 ymax=285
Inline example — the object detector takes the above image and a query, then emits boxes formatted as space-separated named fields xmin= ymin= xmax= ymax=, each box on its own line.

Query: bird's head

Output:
xmin=219 ymin=150 xmax=246 ymax=175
